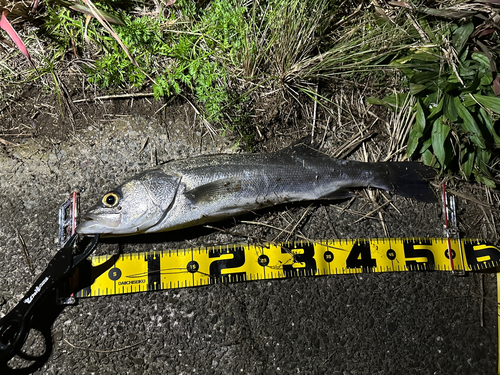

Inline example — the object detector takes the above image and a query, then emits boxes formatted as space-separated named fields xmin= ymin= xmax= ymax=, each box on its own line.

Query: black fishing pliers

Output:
xmin=0 ymin=233 xmax=99 ymax=363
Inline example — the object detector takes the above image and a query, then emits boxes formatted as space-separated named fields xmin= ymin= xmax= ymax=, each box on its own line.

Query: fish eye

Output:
xmin=102 ymin=192 xmax=120 ymax=207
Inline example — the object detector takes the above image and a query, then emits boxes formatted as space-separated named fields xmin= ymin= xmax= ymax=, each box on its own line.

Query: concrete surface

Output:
xmin=0 ymin=113 xmax=497 ymax=374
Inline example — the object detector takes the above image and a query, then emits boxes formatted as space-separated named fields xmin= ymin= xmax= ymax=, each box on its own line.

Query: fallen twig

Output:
xmin=0 ymin=137 xmax=19 ymax=146
xmin=14 ymin=228 xmax=34 ymax=275
xmin=430 ymin=182 xmax=499 ymax=210
xmin=352 ymin=199 xmax=392 ymax=225
xmin=332 ymin=127 xmax=376 ymax=159
xmin=64 ymin=337 xmax=149 ymax=354
xmin=203 ymin=225 xmax=271 ymax=247
xmin=73 ymin=93 xmax=155 ymax=103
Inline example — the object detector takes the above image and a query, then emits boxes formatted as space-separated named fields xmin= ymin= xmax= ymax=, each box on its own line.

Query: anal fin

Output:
xmin=318 ymin=188 xmax=354 ymax=200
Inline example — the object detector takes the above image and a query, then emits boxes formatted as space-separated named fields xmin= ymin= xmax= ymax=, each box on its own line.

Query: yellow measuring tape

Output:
xmin=71 ymin=237 xmax=500 ymax=298
xmin=67 ymin=236 xmax=500 ymax=372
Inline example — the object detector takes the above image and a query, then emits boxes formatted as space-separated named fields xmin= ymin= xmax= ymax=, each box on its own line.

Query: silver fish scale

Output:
xmin=146 ymin=149 xmax=378 ymax=233
xmin=77 ymin=144 xmax=434 ymax=235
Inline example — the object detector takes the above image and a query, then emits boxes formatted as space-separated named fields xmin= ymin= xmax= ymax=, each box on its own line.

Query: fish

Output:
xmin=76 ymin=143 xmax=435 ymax=236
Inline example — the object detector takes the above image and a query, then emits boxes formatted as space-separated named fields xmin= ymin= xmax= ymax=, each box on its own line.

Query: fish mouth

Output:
xmin=76 ymin=213 xmax=122 ymax=235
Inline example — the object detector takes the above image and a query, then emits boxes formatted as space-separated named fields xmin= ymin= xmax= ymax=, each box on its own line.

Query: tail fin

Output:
xmin=374 ymin=162 xmax=436 ymax=202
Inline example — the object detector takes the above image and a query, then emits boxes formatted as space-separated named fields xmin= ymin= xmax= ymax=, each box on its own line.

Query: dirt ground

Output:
xmin=0 ymin=81 xmax=499 ymax=374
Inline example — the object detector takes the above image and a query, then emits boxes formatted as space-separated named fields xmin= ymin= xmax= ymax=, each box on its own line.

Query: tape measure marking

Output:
xmin=72 ymin=238 xmax=500 ymax=298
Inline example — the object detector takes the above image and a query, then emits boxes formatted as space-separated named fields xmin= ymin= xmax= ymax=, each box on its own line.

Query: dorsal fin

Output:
xmin=273 ymin=141 xmax=331 ymax=164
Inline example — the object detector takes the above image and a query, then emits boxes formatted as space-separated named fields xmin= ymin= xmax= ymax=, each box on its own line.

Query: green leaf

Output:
xmin=474 ymin=173 xmax=496 ymax=188
xmin=428 ymin=97 xmax=444 ymax=120
xmin=420 ymin=137 xmax=432 ymax=154
xmin=431 ymin=116 xmax=450 ymax=168
xmin=478 ymin=107 xmax=500 ymax=146
xmin=414 ymin=100 xmax=426 ymax=134
xmin=480 ymin=74 xmax=493 ymax=86
xmin=69 ymin=4 xmax=125 ymax=25
xmin=460 ymin=149 xmax=474 ymax=179
xmin=473 ymin=94 xmax=500 ymax=114
xmin=454 ymin=96 xmax=487 ymax=149
xmin=425 ymin=92 xmax=438 ymax=107
xmin=437 ymin=76 xmax=451 ymax=91
xmin=407 ymin=128 xmax=422 ymax=158
xmin=452 ymin=21 xmax=474 ymax=55
xmin=482 ymin=177 xmax=496 ymax=188
xmin=409 ymin=83 xmax=428 ymax=95
xmin=412 ymin=52 xmax=440 ymax=62
xmin=460 ymin=74 xmax=480 ymax=94
xmin=471 ymin=52 xmax=490 ymax=70
xmin=418 ymin=18 xmax=437 ymax=44
xmin=410 ymin=70 xmax=440 ymax=84
xmin=366 ymin=93 xmax=409 ymax=110
xmin=458 ymin=65 xmax=476 ymax=78
xmin=459 ymin=45 xmax=469 ymax=63
xmin=477 ymin=148 xmax=492 ymax=175
xmin=366 ymin=97 xmax=387 ymax=106
xmin=422 ymin=149 xmax=437 ymax=168
xmin=443 ymin=94 xmax=458 ymax=122
xmin=462 ymin=95 xmax=477 ymax=108
xmin=391 ymin=49 xmax=439 ymax=66
xmin=448 ymin=74 xmax=460 ymax=83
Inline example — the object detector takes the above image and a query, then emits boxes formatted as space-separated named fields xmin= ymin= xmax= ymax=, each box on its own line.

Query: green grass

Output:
xmin=368 ymin=4 xmax=500 ymax=187
xmin=85 ymin=0 xmax=250 ymax=124
xmin=33 ymin=0 xmax=412 ymax=130
xmin=4 ymin=0 xmax=498 ymax=186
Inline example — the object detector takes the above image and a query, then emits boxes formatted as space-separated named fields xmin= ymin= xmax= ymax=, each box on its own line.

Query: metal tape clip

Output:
xmin=441 ymin=183 xmax=465 ymax=275
xmin=58 ymin=191 xmax=80 ymax=304
xmin=58 ymin=191 xmax=79 ymax=249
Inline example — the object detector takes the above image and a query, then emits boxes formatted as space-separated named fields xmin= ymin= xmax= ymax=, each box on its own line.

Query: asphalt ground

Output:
xmin=0 ymin=115 xmax=497 ymax=374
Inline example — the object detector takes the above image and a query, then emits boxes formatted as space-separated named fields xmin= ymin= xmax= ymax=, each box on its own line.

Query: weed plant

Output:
xmin=369 ymin=2 xmax=500 ymax=187
xmin=10 ymin=0 xmax=497 ymax=189
xmin=28 ymin=0 xmax=412 ymax=131
xmin=85 ymin=0 xmax=249 ymax=124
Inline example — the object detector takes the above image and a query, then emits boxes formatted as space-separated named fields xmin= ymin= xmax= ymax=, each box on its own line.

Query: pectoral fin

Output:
xmin=185 ymin=177 xmax=242 ymax=204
